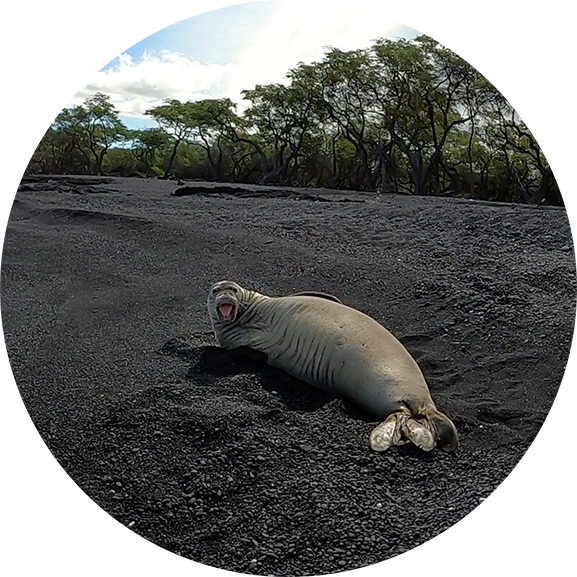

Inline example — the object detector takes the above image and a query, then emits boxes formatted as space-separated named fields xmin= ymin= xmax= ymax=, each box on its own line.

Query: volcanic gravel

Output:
xmin=1 ymin=175 xmax=575 ymax=575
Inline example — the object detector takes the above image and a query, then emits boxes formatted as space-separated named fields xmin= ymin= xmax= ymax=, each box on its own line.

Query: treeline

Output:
xmin=28 ymin=35 xmax=562 ymax=205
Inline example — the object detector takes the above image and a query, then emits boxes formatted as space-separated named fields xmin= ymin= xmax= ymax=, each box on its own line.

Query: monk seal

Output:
xmin=207 ymin=280 xmax=458 ymax=453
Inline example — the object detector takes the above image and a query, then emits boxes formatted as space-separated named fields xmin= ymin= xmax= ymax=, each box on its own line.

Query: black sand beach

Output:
xmin=1 ymin=175 xmax=575 ymax=575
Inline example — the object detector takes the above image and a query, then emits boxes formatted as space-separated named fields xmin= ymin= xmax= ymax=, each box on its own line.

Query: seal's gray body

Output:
xmin=207 ymin=281 xmax=458 ymax=452
xmin=212 ymin=293 xmax=431 ymax=419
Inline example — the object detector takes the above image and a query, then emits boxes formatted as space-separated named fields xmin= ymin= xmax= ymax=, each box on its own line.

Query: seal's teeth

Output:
xmin=402 ymin=418 xmax=435 ymax=452
xmin=369 ymin=418 xmax=402 ymax=452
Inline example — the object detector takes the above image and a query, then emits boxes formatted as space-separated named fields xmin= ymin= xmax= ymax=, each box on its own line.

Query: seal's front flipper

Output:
xmin=289 ymin=291 xmax=342 ymax=304
xmin=369 ymin=409 xmax=410 ymax=452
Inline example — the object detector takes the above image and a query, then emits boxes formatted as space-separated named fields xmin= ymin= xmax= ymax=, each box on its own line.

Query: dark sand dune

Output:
xmin=1 ymin=175 xmax=575 ymax=575
xmin=172 ymin=183 xmax=366 ymax=203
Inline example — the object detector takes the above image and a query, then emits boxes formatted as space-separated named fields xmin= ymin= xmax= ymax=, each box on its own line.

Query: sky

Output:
xmin=0 ymin=0 xmax=577 ymax=136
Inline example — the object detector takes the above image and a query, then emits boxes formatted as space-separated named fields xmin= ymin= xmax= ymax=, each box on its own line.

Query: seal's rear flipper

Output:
xmin=402 ymin=417 xmax=435 ymax=451
xmin=369 ymin=407 xmax=411 ymax=452
xmin=370 ymin=405 xmax=457 ymax=453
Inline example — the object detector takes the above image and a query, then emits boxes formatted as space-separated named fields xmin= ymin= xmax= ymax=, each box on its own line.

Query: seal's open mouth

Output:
xmin=218 ymin=303 xmax=235 ymax=322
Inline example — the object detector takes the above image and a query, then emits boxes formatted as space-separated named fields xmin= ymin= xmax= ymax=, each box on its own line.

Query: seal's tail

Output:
xmin=369 ymin=404 xmax=458 ymax=453
xmin=423 ymin=405 xmax=458 ymax=452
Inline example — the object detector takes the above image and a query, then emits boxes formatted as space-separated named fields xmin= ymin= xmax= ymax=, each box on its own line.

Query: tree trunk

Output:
xmin=166 ymin=140 xmax=181 ymax=176
xmin=95 ymin=150 xmax=106 ymax=176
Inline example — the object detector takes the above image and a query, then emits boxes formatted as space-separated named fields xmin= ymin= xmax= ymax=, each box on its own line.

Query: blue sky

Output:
xmin=0 ymin=0 xmax=577 ymax=135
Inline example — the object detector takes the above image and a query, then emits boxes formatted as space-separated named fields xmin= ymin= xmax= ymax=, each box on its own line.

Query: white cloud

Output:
xmin=70 ymin=1 xmax=415 ymax=121
xmin=10 ymin=0 xmax=577 ymax=117
xmin=64 ymin=36 xmax=92 ymax=56
xmin=71 ymin=51 xmax=240 ymax=118
xmin=462 ymin=11 xmax=577 ymax=44
xmin=0 ymin=122 xmax=30 ymax=136
xmin=225 ymin=0 xmax=466 ymax=90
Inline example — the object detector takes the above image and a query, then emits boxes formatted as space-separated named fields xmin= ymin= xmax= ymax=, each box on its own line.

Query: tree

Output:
xmin=413 ymin=36 xmax=490 ymax=194
xmin=145 ymin=99 xmax=198 ymax=176
xmin=25 ymin=116 xmax=63 ymax=174
xmin=50 ymin=106 xmax=93 ymax=173
xmin=186 ymin=98 xmax=241 ymax=181
xmin=304 ymin=49 xmax=379 ymax=190
xmin=242 ymin=78 xmax=323 ymax=184
xmin=130 ymin=128 xmax=171 ymax=176
xmin=364 ymin=38 xmax=474 ymax=196
xmin=79 ymin=93 xmax=127 ymax=175
xmin=494 ymin=35 xmax=577 ymax=204
xmin=26 ymin=93 xmax=127 ymax=174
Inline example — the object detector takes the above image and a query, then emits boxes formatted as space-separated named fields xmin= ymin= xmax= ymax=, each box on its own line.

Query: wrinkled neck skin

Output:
xmin=210 ymin=288 xmax=271 ymax=349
